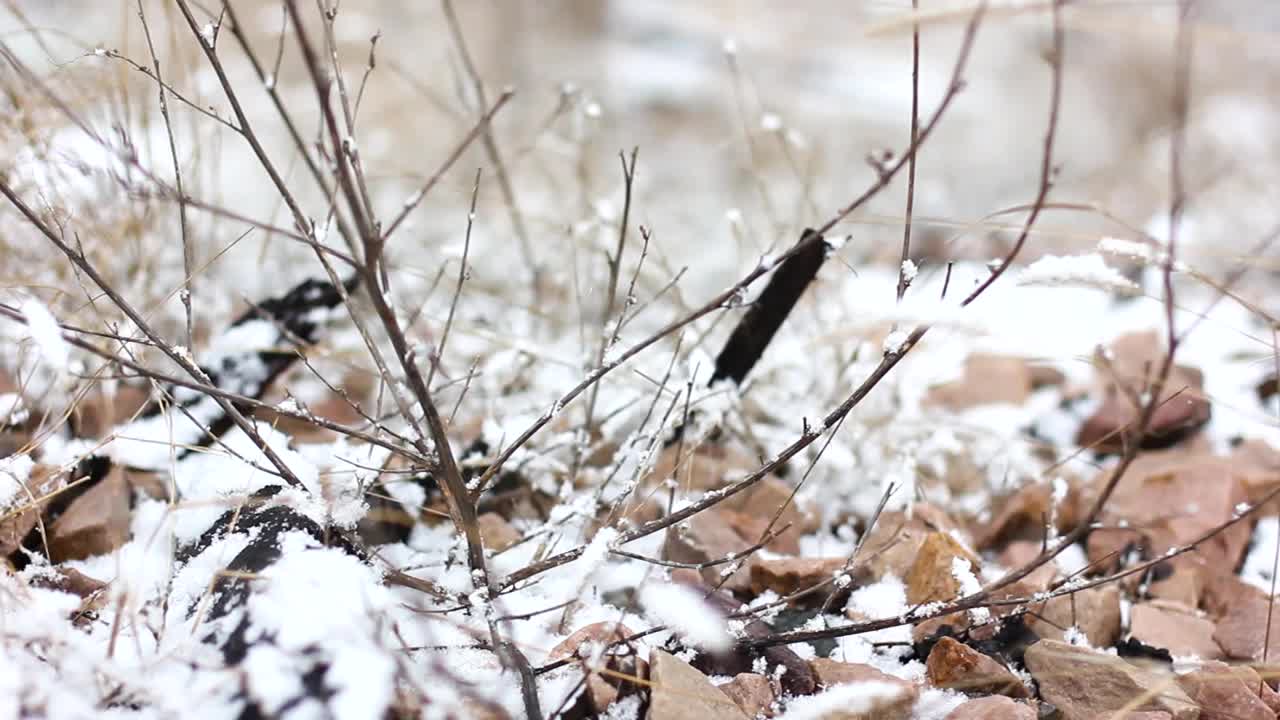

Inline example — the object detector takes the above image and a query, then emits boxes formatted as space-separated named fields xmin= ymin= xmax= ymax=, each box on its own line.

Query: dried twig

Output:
xmin=474 ymin=2 xmax=988 ymax=503
xmin=281 ymin=3 xmax=539 ymax=715
xmin=0 ymin=182 xmax=305 ymax=488
xmin=496 ymin=2 xmax=991 ymax=591
xmin=440 ymin=0 xmax=537 ymax=294
xmin=896 ymin=0 xmax=922 ymax=302
xmin=427 ymin=168 xmax=481 ymax=389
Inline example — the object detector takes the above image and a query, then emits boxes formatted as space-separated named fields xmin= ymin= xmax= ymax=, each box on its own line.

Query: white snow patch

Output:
xmin=1242 ymin=516 xmax=1280 ymax=592
xmin=882 ymin=329 xmax=909 ymax=356
xmin=1018 ymin=253 xmax=1138 ymax=293
xmin=638 ymin=580 xmax=732 ymax=652
xmin=21 ymin=299 xmax=70 ymax=370
xmin=778 ymin=680 xmax=910 ymax=719
xmin=900 ymin=259 xmax=918 ymax=284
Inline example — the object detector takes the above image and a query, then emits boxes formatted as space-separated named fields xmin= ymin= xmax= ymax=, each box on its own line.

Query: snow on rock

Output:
xmin=241 ymin=548 xmax=396 ymax=719
xmin=777 ymin=680 xmax=913 ymax=719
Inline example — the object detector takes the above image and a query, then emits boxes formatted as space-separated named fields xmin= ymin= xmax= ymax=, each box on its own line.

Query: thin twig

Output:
xmin=895 ymin=0 xmax=921 ymax=302
xmin=0 ymin=181 xmax=305 ymax=488
xmin=474 ymin=1 xmax=988 ymax=506
xmin=135 ymin=0 xmax=195 ymax=348
xmin=427 ymin=168 xmax=480 ymax=389
xmin=281 ymin=4 xmax=538 ymax=716
xmin=576 ymin=149 xmax=638 ymax=485
xmin=379 ymin=89 xmax=514 ymax=244
xmin=440 ymin=0 xmax=538 ymax=296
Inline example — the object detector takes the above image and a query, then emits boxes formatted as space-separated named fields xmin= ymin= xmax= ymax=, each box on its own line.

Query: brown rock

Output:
xmin=1029 ymin=363 xmax=1067 ymax=390
xmin=664 ymin=509 xmax=757 ymax=591
xmin=1178 ymin=661 xmax=1273 ymax=720
xmin=648 ymin=444 xmax=756 ymax=492
xmin=718 ymin=673 xmax=775 ymax=718
xmin=926 ymin=353 xmax=1034 ymax=411
xmin=28 ymin=567 xmax=110 ymax=626
xmin=647 ymin=649 xmax=748 ymax=720
xmin=1024 ymin=639 xmax=1199 ymax=720
xmin=0 ymin=463 xmax=61 ymax=556
xmin=721 ymin=508 xmax=799 ymax=555
xmin=911 ymin=613 xmax=972 ymax=644
xmin=808 ymin=659 xmax=917 ymax=720
xmin=925 ymin=636 xmax=1028 ymax=697
xmin=906 ymin=531 xmax=981 ymax=605
xmin=1233 ymin=439 xmax=1280 ymax=516
xmin=70 ymin=384 xmax=151 ymax=438
xmin=1202 ymin=569 xmax=1267 ymax=620
xmin=28 ymin=567 xmax=107 ymax=599
xmin=48 ymin=464 xmax=132 ymax=562
xmin=477 ymin=512 xmax=521 ymax=552
xmin=123 ymin=468 xmax=168 ymax=501
xmin=1076 ymin=331 xmax=1211 ymax=453
xmin=943 ymin=696 xmax=1036 ymax=720
xmin=1086 ymin=527 xmax=1147 ymax=574
xmin=856 ymin=510 xmax=935 ymax=581
xmin=750 ymin=557 xmax=847 ymax=597
xmin=253 ymin=375 xmax=372 ymax=444
xmin=550 ymin=623 xmax=647 ymax=714
xmin=1026 ymin=585 xmax=1122 ymax=647
xmin=1213 ymin=593 xmax=1280 ymax=661
xmin=1148 ymin=564 xmax=1204 ymax=609
xmin=1128 ymin=601 xmax=1221 ymax=660
xmin=670 ymin=571 xmax=817 ymax=697
xmin=548 ymin=622 xmax=635 ymax=662
xmin=1077 ymin=379 xmax=1210 ymax=453
xmin=998 ymin=540 xmax=1057 ymax=591
xmin=1225 ymin=665 xmax=1280 ymax=714
xmin=583 ymin=674 xmax=618 ymax=711
xmin=1078 ymin=453 xmax=1253 ymax=578
xmin=977 ymin=479 xmax=1080 ymax=550
xmin=715 ymin=475 xmax=818 ymax=551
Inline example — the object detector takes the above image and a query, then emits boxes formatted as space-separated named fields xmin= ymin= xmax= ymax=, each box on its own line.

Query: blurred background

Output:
xmin=3 ymin=0 xmax=1280 ymax=331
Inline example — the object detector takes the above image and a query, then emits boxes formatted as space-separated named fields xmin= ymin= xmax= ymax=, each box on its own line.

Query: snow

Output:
xmin=901 ymin=259 xmax=919 ymax=284
xmin=7 ymin=3 xmax=1280 ymax=717
xmin=1062 ymin=626 xmax=1090 ymax=647
xmin=243 ymin=548 xmax=397 ymax=718
xmin=20 ymin=298 xmax=70 ymax=371
xmin=951 ymin=557 xmax=989 ymax=623
xmin=777 ymin=680 xmax=910 ymax=719
xmin=1018 ymin=254 xmax=1139 ymax=294
xmin=638 ymin=579 xmax=732 ymax=652
xmin=912 ymin=689 xmax=968 ymax=720
xmin=882 ymin=329 xmax=910 ymax=356
xmin=1242 ymin=516 xmax=1280 ymax=592
xmin=0 ymin=453 xmax=35 ymax=507
xmin=0 ymin=393 xmax=27 ymax=425
xmin=1055 ymin=543 xmax=1091 ymax=579
xmin=845 ymin=576 xmax=913 ymax=646
xmin=1098 ymin=236 xmax=1158 ymax=263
